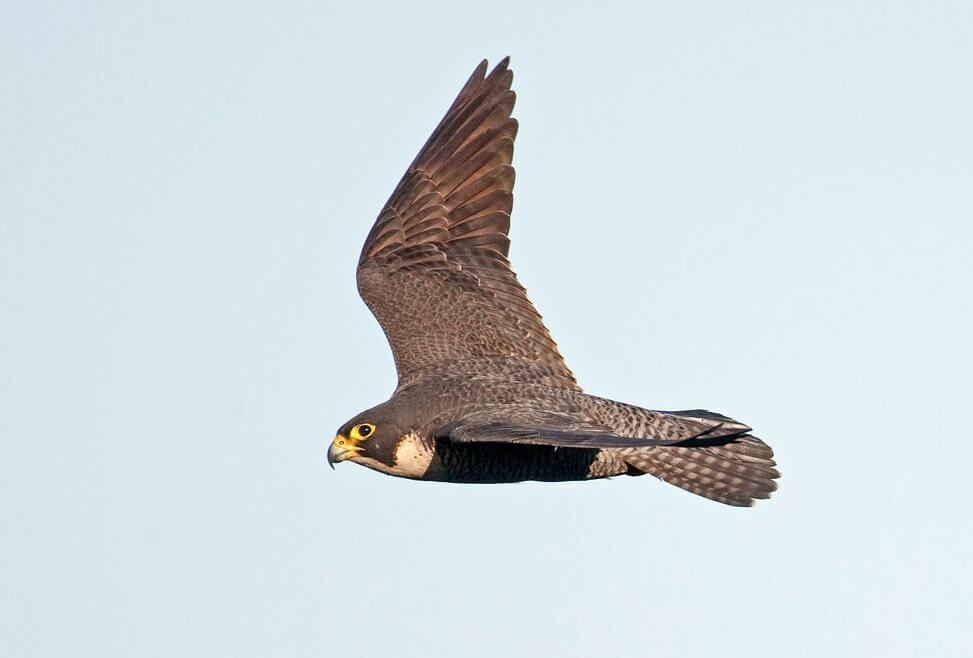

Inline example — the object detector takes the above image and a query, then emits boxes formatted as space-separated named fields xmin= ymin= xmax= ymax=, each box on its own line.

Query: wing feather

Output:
xmin=356 ymin=58 xmax=577 ymax=390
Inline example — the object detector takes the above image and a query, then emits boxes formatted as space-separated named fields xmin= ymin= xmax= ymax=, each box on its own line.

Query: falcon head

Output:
xmin=328 ymin=405 xmax=403 ymax=468
xmin=328 ymin=401 xmax=440 ymax=479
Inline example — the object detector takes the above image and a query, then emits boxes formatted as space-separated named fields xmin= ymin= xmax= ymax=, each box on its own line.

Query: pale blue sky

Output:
xmin=2 ymin=2 xmax=971 ymax=657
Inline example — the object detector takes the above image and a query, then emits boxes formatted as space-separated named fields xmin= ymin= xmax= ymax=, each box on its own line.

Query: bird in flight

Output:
xmin=329 ymin=58 xmax=779 ymax=506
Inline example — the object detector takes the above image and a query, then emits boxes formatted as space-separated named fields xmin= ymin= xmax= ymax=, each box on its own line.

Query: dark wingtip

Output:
xmin=489 ymin=57 xmax=512 ymax=84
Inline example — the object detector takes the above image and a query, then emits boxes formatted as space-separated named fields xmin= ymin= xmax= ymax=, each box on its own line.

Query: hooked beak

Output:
xmin=327 ymin=434 xmax=359 ymax=469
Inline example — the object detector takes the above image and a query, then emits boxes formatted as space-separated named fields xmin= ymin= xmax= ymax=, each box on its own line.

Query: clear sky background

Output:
xmin=2 ymin=2 xmax=971 ymax=657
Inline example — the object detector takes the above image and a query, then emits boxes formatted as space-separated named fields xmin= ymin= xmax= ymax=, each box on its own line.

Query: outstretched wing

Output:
xmin=357 ymin=58 xmax=578 ymax=391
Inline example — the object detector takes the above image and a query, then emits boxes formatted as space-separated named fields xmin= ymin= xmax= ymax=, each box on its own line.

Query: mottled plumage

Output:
xmin=329 ymin=58 xmax=779 ymax=506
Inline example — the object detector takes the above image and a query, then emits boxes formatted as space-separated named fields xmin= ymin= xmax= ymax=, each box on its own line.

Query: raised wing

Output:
xmin=357 ymin=58 xmax=578 ymax=390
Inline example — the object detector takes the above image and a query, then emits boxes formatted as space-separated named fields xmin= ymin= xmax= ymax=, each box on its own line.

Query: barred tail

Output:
xmin=624 ymin=435 xmax=779 ymax=507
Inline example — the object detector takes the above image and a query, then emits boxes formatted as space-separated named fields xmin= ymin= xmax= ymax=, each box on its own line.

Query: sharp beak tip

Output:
xmin=327 ymin=437 xmax=351 ymax=470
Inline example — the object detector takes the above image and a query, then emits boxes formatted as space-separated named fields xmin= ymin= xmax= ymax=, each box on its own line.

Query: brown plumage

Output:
xmin=329 ymin=58 xmax=779 ymax=506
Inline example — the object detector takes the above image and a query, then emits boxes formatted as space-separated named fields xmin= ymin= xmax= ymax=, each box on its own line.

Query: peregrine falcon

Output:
xmin=329 ymin=58 xmax=779 ymax=506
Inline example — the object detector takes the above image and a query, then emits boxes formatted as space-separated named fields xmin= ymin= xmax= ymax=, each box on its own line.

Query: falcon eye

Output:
xmin=352 ymin=423 xmax=374 ymax=439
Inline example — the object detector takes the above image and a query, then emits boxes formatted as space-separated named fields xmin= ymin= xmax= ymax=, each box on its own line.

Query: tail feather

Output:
xmin=624 ymin=435 xmax=779 ymax=507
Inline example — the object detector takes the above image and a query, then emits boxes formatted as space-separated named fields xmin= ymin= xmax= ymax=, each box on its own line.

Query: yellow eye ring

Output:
xmin=350 ymin=423 xmax=375 ymax=440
